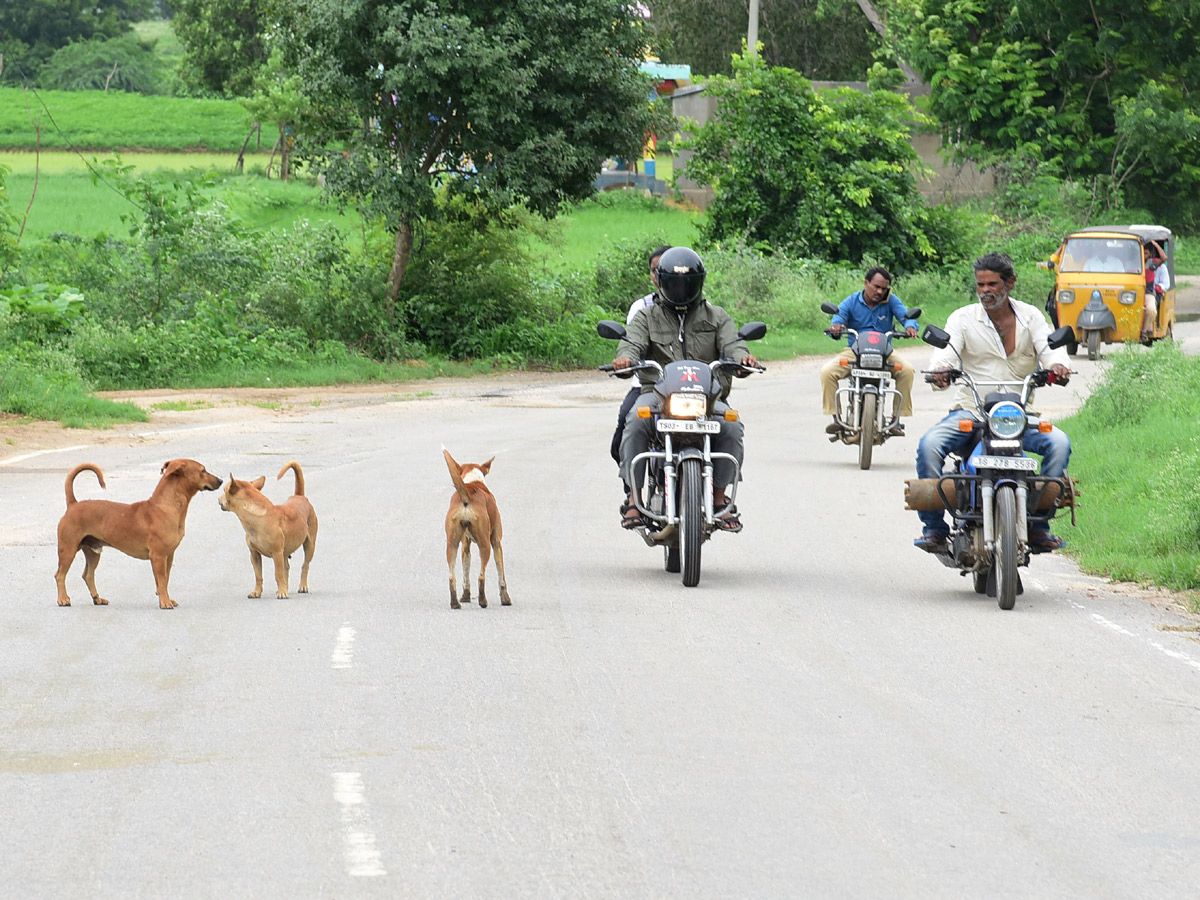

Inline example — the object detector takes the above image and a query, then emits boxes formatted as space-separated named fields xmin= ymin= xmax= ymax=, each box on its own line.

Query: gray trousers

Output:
xmin=618 ymin=394 xmax=745 ymax=493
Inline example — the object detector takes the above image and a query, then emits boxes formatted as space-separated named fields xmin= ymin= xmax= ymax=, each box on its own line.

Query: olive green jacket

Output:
xmin=617 ymin=299 xmax=748 ymax=394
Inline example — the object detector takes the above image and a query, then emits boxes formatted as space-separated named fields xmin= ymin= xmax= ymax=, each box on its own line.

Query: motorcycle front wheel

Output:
xmin=995 ymin=485 xmax=1018 ymax=610
xmin=858 ymin=392 xmax=876 ymax=470
xmin=679 ymin=456 xmax=703 ymax=587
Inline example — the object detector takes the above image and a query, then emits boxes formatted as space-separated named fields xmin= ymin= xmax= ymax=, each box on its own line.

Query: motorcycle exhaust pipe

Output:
xmin=904 ymin=477 xmax=1078 ymax=512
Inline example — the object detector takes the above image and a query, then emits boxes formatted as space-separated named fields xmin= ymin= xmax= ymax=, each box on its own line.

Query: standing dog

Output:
xmin=444 ymin=448 xmax=511 ymax=610
xmin=54 ymin=459 xmax=223 ymax=609
xmin=218 ymin=461 xmax=318 ymax=599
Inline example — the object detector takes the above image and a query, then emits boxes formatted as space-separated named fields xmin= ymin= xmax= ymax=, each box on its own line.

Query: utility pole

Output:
xmin=747 ymin=0 xmax=759 ymax=58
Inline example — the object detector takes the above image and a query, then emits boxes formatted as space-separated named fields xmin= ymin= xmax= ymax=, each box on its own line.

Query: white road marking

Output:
xmin=332 ymin=772 xmax=386 ymax=877
xmin=0 ymin=445 xmax=89 ymax=466
xmin=1063 ymin=598 xmax=1200 ymax=672
xmin=331 ymin=624 xmax=356 ymax=669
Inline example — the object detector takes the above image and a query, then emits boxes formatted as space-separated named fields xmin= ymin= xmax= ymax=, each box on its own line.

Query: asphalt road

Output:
xmin=2 ymin=316 xmax=1199 ymax=898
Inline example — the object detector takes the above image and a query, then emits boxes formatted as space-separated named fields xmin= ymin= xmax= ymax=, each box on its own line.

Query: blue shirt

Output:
xmin=831 ymin=290 xmax=918 ymax=348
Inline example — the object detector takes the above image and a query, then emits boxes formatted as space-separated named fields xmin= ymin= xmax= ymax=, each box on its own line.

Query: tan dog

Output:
xmin=218 ymin=461 xmax=318 ymax=599
xmin=444 ymin=448 xmax=511 ymax=610
xmin=54 ymin=459 xmax=223 ymax=609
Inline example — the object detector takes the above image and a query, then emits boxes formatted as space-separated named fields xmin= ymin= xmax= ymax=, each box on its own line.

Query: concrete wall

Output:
xmin=669 ymin=81 xmax=992 ymax=211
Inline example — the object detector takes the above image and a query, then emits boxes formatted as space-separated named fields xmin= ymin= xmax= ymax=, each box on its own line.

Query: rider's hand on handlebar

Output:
xmin=1049 ymin=363 xmax=1071 ymax=385
xmin=905 ymin=326 xmax=918 ymax=338
xmin=928 ymin=367 xmax=954 ymax=389
xmin=612 ymin=357 xmax=633 ymax=371
xmin=829 ymin=323 xmax=845 ymax=338
xmin=734 ymin=354 xmax=762 ymax=377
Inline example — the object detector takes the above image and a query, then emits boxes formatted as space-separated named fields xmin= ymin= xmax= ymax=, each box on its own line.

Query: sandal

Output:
xmin=1029 ymin=532 xmax=1066 ymax=553
xmin=714 ymin=505 xmax=743 ymax=533
xmin=620 ymin=501 xmax=650 ymax=530
xmin=914 ymin=529 xmax=949 ymax=553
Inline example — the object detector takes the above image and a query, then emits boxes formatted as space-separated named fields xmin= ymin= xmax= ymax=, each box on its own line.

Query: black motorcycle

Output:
xmin=905 ymin=323 xmax=1079 ymax=609
xmin=820 ymin=302 xmax=921 ymax=470
xmin=598 ymin=320 xmax=766 ymax=586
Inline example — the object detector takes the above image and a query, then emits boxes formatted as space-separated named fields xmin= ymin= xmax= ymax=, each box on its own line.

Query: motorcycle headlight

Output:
xmin=857 ymin=351 xmax=884 ymax=369
xmin=1118 ymin=290 xmax=1137 ymax=305
xmin=1057 ymin=289 xmax=1075 ymax=304
xmin=666 ymin=392 xmax=707 ymax=418
xmin=987 ymin=401 xmax=1027 ymax=440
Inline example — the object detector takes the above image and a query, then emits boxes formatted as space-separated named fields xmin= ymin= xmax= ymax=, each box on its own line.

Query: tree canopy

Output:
xmin=681 ymin=53 xmax=960 ymax=271
xmin=278 ymin=0 xmax=665 ymax=300
xmin=645 ymin=0 xmax=879 ymax=79
xmin=889 ymin=0 xmax=1200 ymax=228
xmin=171 ymin=0 xmax=271 ymax=97
xmin=0 ymin=0 xmax=154 ymax=84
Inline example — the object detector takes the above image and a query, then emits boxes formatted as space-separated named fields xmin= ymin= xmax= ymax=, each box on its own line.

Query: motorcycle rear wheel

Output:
xmin=995 ymin=485 xmax=1018 ymax=610
xmin=858 ymin=393 xmax=876 ymax=470
xmin=679 ymin=457 xmax=703 ymax=587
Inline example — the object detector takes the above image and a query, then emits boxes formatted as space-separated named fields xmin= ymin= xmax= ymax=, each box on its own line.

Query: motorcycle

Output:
xmin=904 ymin=323 xmax=1079 ymax=610
xmin=820 ymin=301 xmax=922 ymax=470
xmin=597 ymin=319 xmax=767 ymax=587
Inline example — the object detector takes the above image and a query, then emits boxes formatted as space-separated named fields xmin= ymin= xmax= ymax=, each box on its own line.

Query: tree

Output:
xmin=680 ymin=52 xmax=959 ymax=271
xmin=646 ymin=0 xmax=879 ymax=79
xmin=172 ymin=0 xmax=271 ymax=97
xmin=888 ymin=0 xmax=1200 ymax=228
xmin=0 ymin=0 xmax=153 ymax=84
xmin=278 ymin=0 xmax=664 ymax=304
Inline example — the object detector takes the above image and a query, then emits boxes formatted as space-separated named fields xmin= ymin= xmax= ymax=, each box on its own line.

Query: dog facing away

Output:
xmin=444 ymin=448 xmax=511 ymax=610
xmin=54 ymin=459 xmax=223 ymax=609
xmin=218 ymin=461 xmax=318 ymax=599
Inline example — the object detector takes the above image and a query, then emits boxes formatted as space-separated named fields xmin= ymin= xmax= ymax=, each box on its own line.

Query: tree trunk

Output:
xmin=386 ymin=214 xmax=414 ymax=314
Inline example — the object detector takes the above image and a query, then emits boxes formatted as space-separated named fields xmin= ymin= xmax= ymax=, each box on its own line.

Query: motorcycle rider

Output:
xmin=821 ymin=266 xmax=919 ymax=438
xmin=612 ymin=247 xmax=760 ymax=532
xmin=610 ymin=245 xmax=672 ymax=476
xmin=914 ymin=252 xmax=1073 ymax=554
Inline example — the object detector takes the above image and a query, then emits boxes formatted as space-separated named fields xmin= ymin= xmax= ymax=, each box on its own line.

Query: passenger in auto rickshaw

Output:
xmin=1141 ymin=239 xmax=1171 ymax=341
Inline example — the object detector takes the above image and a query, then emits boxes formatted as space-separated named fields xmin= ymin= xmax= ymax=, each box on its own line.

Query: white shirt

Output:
xmin=930 ymin=298 xmax=1070 ymax=414
xmin=626 ymin=292 xmax=655 ymax=325
xmin=1154 ymin=263 xmax=1171 ymax=291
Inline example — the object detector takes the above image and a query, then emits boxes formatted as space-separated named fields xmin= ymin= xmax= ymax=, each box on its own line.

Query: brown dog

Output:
xmin=218 ymin=461 xmax=318 ymax=599
xmin=54 ymin=459 xmax=223 ymax=609
xmin=444 ymin=448 xmax=511 ymax=610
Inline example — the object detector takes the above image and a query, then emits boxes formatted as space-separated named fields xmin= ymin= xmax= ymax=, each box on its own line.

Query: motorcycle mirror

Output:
xmin=737 ymin=321 xmax=768 ymax=342
xmin=596 ymin=320 xmax=627 ymax=340
xmin=922 ymin=324 xmax=950 ymax=348
xmin=819 ymin=302 xmax=838 ymax=315
xmin=906 ymin=307 xmax=923 ymax=320
xmin=1047 ymin=325 xmax=1074 ymax=349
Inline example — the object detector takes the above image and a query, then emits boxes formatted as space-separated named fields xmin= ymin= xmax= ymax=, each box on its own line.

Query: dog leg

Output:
xmin=248 ymin=549 xmax=264 ymax=598
xmin=447 ymin=536 xmax=461 ymax=610
xmin=273 ymin=550 xmax=290 ymax=599
xmin=459 ymin=539 xmax=473 ymax=605
xmin=492 ymin=540 xmax=512 ymax=606
xmin=151 ymin=553 xmax=177 ymax=609
xmin=298 ymin=537 xmax=314 ymax=594
xmin=81 ymin=545 xmax=108 ymax=605
xmin=54 ymin=546 xmax=77 ymax=607
xmin=476 ymin=540 xmax=490 ymax=609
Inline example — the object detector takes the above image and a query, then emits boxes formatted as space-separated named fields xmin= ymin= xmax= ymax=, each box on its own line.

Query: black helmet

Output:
xmin=655 ymin=247 xmax=706 ymax=311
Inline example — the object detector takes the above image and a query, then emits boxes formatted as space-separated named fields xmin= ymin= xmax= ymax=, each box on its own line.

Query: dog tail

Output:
xmin=65 ymin=463 xmax=105 ymax=506
xmin=277 ymin=461 xmax=305 ymax=496
xmin=443 ymin=448 xmax=471 ymax=505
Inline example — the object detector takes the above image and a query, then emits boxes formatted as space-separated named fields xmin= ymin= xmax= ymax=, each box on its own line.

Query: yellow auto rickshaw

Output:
xmin=1041 ymin=225 xmax=1175 ymax=359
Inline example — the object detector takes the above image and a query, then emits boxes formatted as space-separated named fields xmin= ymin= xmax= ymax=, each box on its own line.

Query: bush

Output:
xmin=38 ymin=35 xmax=171 ymax=95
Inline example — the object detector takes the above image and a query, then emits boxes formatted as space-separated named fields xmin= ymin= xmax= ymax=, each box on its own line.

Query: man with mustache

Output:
xmin=914 ymin=252 xmax=1073 ymax=554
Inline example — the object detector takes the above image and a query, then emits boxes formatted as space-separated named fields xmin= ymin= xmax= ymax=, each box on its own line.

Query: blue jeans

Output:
xmin=915 ymin=409 xmax=1071 ymax=536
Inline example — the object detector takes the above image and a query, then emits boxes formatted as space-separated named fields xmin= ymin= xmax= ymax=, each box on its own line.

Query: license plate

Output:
xmin=975 ymin=455 xmax=1037 ymax=472
xmin=850 ymin=368 xmax=887 ymax=379
xmin=657 ymin=419 xmax=720 ymax=434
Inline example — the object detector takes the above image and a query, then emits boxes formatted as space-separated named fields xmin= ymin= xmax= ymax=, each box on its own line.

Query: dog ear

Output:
xmin=228 ymin=474 xmax=238 ymax=493
xmin=252 ymin=476 xmax=267 ymax=490
xmin=161 ymin=459 xmax=183 ymax=477
xmin=480 ymin=456 xmax=495 ymax=474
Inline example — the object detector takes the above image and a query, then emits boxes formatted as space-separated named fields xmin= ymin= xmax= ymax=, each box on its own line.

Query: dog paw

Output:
xmin=276 ymin=590 xmax=289 ymax=599
xmin=247 ymin=590 xmax=262 ymax=599
xmin=93 ymin=596 xmax=108 ymax=606
xmin=298 ymin=585 xmax=309 ymax=594
xmin=500 ymin=589 xmax=512 ymax=606
xmin=159 ymin=598 xmax=178 ymax=610
xmin=450 ymin=597 xmax=461 ymax=610
xmin=479 ymin=595 xmax=488 ymax=609
xmin=57 ymin=598 xmax=72 ymax=607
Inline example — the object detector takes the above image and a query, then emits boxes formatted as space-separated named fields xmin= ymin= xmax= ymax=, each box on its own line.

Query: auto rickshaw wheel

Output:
xmin=1086 ymin=330 xmax=1100 ymax=360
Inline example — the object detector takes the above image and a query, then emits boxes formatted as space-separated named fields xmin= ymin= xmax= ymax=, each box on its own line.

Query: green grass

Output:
xmin=0 ymin=87 xmax=255 ymax=152
xmin=0 ymin=362 xmax=148 ymax=428
xmin=1057 ymin=342 xmax=1200 ymax=606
